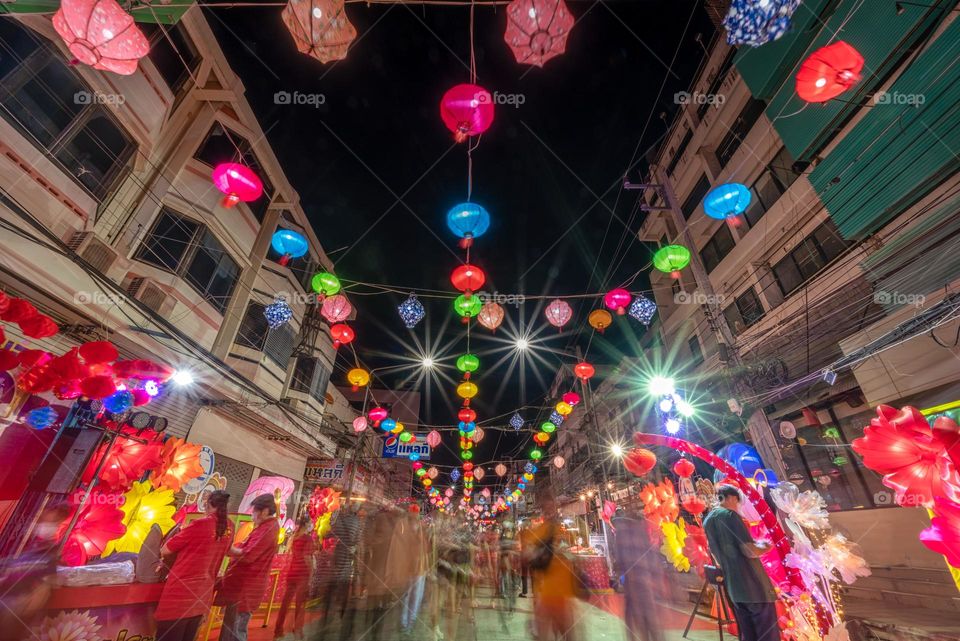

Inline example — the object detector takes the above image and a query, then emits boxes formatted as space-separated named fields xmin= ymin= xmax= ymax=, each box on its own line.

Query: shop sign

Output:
xmin=381 ymin=433 xmax=431 ymax=459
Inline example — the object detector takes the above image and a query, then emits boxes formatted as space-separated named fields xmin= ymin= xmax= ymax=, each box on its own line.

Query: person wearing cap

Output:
xmin=216 ymin=493 xmax=280 ymax=641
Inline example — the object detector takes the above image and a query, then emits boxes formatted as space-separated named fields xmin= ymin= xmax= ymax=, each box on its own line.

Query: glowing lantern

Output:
xmin=281 ymin=0 xmax=357 ymax=64
xmin=399 ymin=432 xmax=413 ymax=443
xmin=673 ymin=458 xmax=695 ymax=478
xmin=397 ymin=294 xmax=426 ymax=329
xmin=504 ymin=0 xmax=575 ymax=67
xmin=329 ymin=323 xmax=355 ymax=348
xmin=447 ymin=202 xmax=491 ymax=247
xmin=796 ymin=41 xmax=864 ymax=103
xmin=530 ymin=449 xmax=543 ymax=461
xmin=588 ymin=309 xmax=612 ymax=333
xmin=603 ymin=289 xmax=632 ymax=315
xmin=52 ymin=0 xmax=149 ymax=75
xmin=440 ymin=84 xmax=495 ymax=143
xmin=474 ymin=467 xmax=485 ymax=481
xmin=540 ymin=422 xmax=556 ymax=434
xmin=562 ymin=392 xmax=580 ymax=406
xmin=393 ymin=422 xmax=405 ymax=434
xmin=427 ymin=430 xmax=441 ymax=448
xmin=211 ymin=163 xmax=263 ymax=208
xmin=509 ymin=412 xmax=524 ymax=431
xmin=495 ymin=464 xmax=507 ymax=476
xmin=555 ymin=401 xmax=573 ymax=416
xmin=103 ymin=390 xmax=134 ymax=414
xmin=451 ymin=264 xmax=486 ymax=293
xmin=368 ymin=406 xmax=388 ymax=425
xmin=346 ymin=367 xmax=370 ymax=391
xmin=321 ymin=294 xmax=352 ymax=323
xmin=554 ymin=456 xmax=565 ymax=469
xmin=653 ymin=245 xmax=691 ymax=279
xmin=544 ymin=299 xmax=572 ymax=329
xmin=534 ymin=432 xmax=549 ymax=444
xmin=380 ymin=418 xmax=397 ymax=433
xmin=459 ymin=408 xmax=477 ymax=423
xmin=454 ymin=294 xmax=482 ymax=320
xmin=703 ymin=183 xmax=751 ymax=222
xmin=623 ymin=448 xmax=657 ymax=476
xmin=311 ymin=272 xmax=341 ymax=297
xmin=428 ymin=467 xmax=439 ymax=479
xmin=457 ymin=381 xmax=478 ymax=401
xmin=722 ymin=0 xmax=800 ymax=47
xmin=271 ymin=229 xmax=309 ymax=266
xmin=457 ymin=354 xmax=480 ymax=376
xmin=628 ymin=296 xmax=657 ymax=326
xmin=264 ymin=298 xmax=294 ymax=329
xmin=574 ymin=362 xmax=595 ymax=381
xmin=478 ymin=302 xmax=505 ymax=332
xmin=352 ymin=416 xmax=367 ymax=433
xmin=471 ymin=427 xmax=485 ymax=443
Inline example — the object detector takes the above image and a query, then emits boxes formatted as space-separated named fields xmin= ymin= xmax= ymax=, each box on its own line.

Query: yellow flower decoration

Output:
xmin=103 ymin=481 xmax=176 ymax=556
xmin=315 ymin=512 xmax=332 ymax=538
xmin=660 ymin=517 xmax=690 ymax=572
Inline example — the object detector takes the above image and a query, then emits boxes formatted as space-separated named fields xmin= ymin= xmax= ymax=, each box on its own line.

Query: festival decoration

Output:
xmin=381 ymin=418 xmax=397 ymax=433
xmin=456 ymin=354 xmax=480 ymax=376
xmin=681 ymin=495 xmax=707 ymax=516
xmin=653 ymin=245 xmax=691 ymax=279
xmin=271 ymin=229 xmax=309 ymax=266
xmin=796 ymin=41 xmax=864 ymax=104
xmin=541 ymin=421 xmax=556 ymax=433
xmin=660 ymin=518 xmax=690 ymax=572
xmin=440 ymin=85 xmax=495 ymax=143
xmin=722 ymin=0 xmax=800 ymax=47
xmin=397 ymin=294 xmax=426 ymax=329
xmin=264 ymin=297 xmax=294 ymax=330
xmin=52 ymin=0 xmax=150 ymax=75
xmin=346 ymin=367 xmax=370 ymax=391
xmin=103 ymin=390 xmax=134 ymax=414
xmin=79 ymin=341 xmax=118 ymax=363
xmin=553 ymin=455 xmax=565 ymax=469
xmin=587 ymin=309 xmax=612 ymax=333
xmin=503 ymin=0 xmax=575 ymax=67
xmin=475 ymin=302 xmax=504 ymax=332
xmin=329 ymin=323 xmax=355 ymax=348
xmin=281 ymin=0 xmax=357 ymax=64
xmin=456 ymin=381 xmax=478 ymax=401
xmin=573 ymin=361 xmax=595 ymax=381
xmin=544 ymin=299 xmax=572 ymax=329
xmin=684 ymin=524 xmax=711 ymax=577
xmin=530 ymin=449 xmax=542 ymax=461
xmin=352 ymin=416 xmax=367 ymax=433
xmin=311 ymin=271 xmax=341 ymax=297
xmin=603 ymin=288 xmax=632 ymax=315
xmin=211 ymin=163 xmax=263 ymax=208
xmin=642 ymin=479 xmax=680 ymax=525
xmin=703 ymin=183 xmax=751 ymax=222
xmin=471 ymin=427 xmax=485 ymax=443
xmin=623 ymin=448 xmax=657 ymax=476
xmin=26 ymin=406 xmax=58 ymax=430
xmin=920 ymin=500 xmax=960 ymax=567
xmin=495 ymin=463 xmax=507 ymax=476
xmin=103 ymin=481 xmax=175 ymax=555
xmin=507 ymin=412 xmax=523 ymax=431
xmin=80 ymin=375 xmax=117 ymax=399
xmin=321 ymin=295 xmax=353 ymax=324
xmin=368 ymin=406 xmax=388 ymax=426
xmin=426 ymin=430 xmax=442 ymax=448
xmin=0 ymin=349 xmax=18 ymax=371
xmin=59 ymin=493 xmax=126 ymax=565
xmin=673 ymin=458 xmax=695 ymax=478
xmin=769 ymin=482 xmax=831 ymax=531
xmin=83 ymin=427 xmax=163 ymax=492
xmin=453 ymin=294 xmax=482 ymax=320
xmin=427 ymin=467 xmax=439 ymax=479
xmin=473 ymin=467 xmax=485 ymax=481
xmin=451 ymin=264 xmax=486 ymax=293
xmin=151 ymin=438 xmax=203 ymax=492
xmin=20 ymin=315 xmax=58 ymax=339
xmin=459 ymin=408 xmax=477 ymax=423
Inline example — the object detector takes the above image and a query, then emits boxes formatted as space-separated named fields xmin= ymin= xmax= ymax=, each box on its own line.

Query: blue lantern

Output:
xmin=409 ymin=452 xmax=421 ymax=461
xmin=509 ymin=412 xmax=524 ymax=431
xmin=628 ymin=296 xmax=657 ymax=326
xmin=523 ymin=462 xmax=533 ymax=473
xmin=381 ymin=418 xmax=397 ymax=432
xmin=722 ymin=0 xmax=801 ymax=47
xmin=397 ymin=294 xmax=426 ymax=329
xmin=264 ymin=297 xmax=293 ymax=329
xmin=271 ymin=229 xmax=309 ymax=266
xmin=549 ymin=411 xmax=565 ymax=426
xmin=104 ymin=390 xmax=135 ymax=414
xmin=704 ymin=183 xmax=751 ymax=220
xmin=446 ymin=203 xmax=490 ymax=242
xmin=451 ymin=469 xmax=461 ymax=482
xmin=459 ymin=421 xmax=476 ymax=433
xmin=25 ymin=406 xmax=58 ymax=430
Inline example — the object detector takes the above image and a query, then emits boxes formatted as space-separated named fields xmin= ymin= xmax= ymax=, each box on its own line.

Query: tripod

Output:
xmin=683 ymin=565 xmax=737 ymax=640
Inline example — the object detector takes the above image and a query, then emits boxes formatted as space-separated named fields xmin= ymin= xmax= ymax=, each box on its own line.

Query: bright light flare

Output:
xmin=171 ymin=370 xmax=194 ymax=386
xmin=676 ymin=399 xmax=695 ymax=417
xmin=515 ymin=338 xmax=529 ymax=351
xmin=610 ymin=443 xmax=624 ymax=458
xmin=422 ymin=357 xmax=435 ymax=368
xmin=648 ymin=375 xmax=675 ymax=397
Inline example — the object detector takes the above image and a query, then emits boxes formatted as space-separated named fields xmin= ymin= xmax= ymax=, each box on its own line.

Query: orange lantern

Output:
xmin=346 ymin=367 xmax=370 ymax=391
xmin=588 ymin=309 xmax=612 ymax=333
xmin=282 ymin=0 xmax=357 ymax=64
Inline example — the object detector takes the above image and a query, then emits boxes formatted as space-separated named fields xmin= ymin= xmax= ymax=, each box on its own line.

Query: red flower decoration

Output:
xmin=80 ymin=375 xmax=117 ymax=399
xmin=82 ymin=427 xmax=164 ymax=491
xmin=919 ymin=498 xmax=960 ymax=567
xmin=0 ymin=298 xmax=37 ymax=323
xmin=0 ymin=349 xmax=19 ymax=371
xmin=58 ymin=491 xmax=126 ymax=565
xmin=684 ymin=523 xmax=711 ymax=577
xmin=79 ymin=341 xmax=119 ymax=364
xmin=851 ymin=405 xmax=960 ymax=508
xmin=19 ymin=315 xmax=58 ymax=339
xmin=681 ymin=494 xmax=707 ymax=516
xmin=307 ymin=486 xmax=341 ymax=520
xmin=640 ymin=479 xmax=679 ymax=525
xmin=112 ymin=359 xmax=174 ymax=382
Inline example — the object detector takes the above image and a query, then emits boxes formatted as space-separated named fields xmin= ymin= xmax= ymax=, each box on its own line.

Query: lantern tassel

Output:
xmin=221 ymin=194 xmax=240 ymax=208
xmin=279 ymin=254 xmax=292 ymax=266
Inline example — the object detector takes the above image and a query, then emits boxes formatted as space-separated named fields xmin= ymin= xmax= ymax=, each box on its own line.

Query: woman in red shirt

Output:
xmin=273 ymin=513 xmax=316 ymax=640
xmin=155 ymin=490 xmax=233 ymax=641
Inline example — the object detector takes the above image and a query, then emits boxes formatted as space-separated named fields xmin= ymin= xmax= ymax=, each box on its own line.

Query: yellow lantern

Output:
xmin=556 ymin=401 xmax=573 ymax=416
xmin=423 ymin=479 xmax=432 ymax=487
xmin=347 ymin=368 xmax=370 ymax=390
xmin=457 ymin=381 xmax=478 ymax=399
xmin=391 ymin=421 xmax=405 ymax=434
xmin=523 ymin=472 xmax=533 ymax=482
xmin=588 ymin=309 xmax=613 ymax=333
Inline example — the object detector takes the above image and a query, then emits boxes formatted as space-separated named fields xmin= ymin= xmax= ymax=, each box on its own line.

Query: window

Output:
xmin=235 ymin=302 xmax=295 ymax=370
xmin=700 ymin=224 xmax=736 ymax=273
xmin=682 ymin=174 xmax=712 ymax=220
xmin=716 ymin=98 xmax=766 ymax=167
xmin=697 ymin=48 xmax=736 ymax=120
xmin=743 ymin=147 xmax=802 ymax=228
xmin=666 ymin=129 xmax=693 ymax=176
xmin=194 ymin=122 xmax=274 ymax=221
xmin=723 ymin=287 xmax=764 ymax=334
xmin=141 ymin=23 xmax=200 ymax=94
xmin=688 ymin=335 xmax=704 ymax=366
xmin=135 ymin=209 xmax=239 ymax=312
xmin=772 ymin=221 xmax=850 ymax=297
xmin=0 ymin=19 xmax=134 ymax=199
xmin=290 ymin=356 xmax=330 ymax=403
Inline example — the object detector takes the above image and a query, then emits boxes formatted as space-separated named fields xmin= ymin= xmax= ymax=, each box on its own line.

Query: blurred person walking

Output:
xmin=496 ymin=521 xmax=520 ymax=632
xmin=273 ymin=513 xmax=316 ymax=640
xmin=399 ymin=505 xmax=429 ymax=637
xmin=216 ymin=493 xmax=280 ymax=641
xmin=610 ymin=507 xmax=664 ymax=641
xmin=317 ymin=503 xmax=364 ymax=638
xmin=522 ymin=492 xmax=579 ymax=641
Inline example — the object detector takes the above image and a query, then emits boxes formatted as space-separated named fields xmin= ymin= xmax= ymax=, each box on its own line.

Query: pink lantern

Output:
xmin=52 ymin=0 xmax=150 ymax=75
xmin=321 ymin=294 xmax=352 ymax=323
xmin=281 ymin=0 xmax=357 ymax=64
xmin=445 ymin=488 xmax=454 ymax=498
xmin=562 ymin=391 xmax=580 ymax=406
xmin=473 ymin=467 xmax=485 ymax=481
xmin=211 ymin=163 xmax=263 ymax=208
xmin=495 ymin=463 xmax=507 ymax=476
xmin=544 ymin=299 xmax=572 ymax=329
xmin=426 ymin=430 xmax=442 ymax=448
xmin=352 ymin=416 xmax=367 ymax=433
xmin=603 ymin=288 xmax=632 ymax=315
xmin=553 ymin=456 xmax=565 ymax=469
xmin=440 ymin=84 xmax=495 ymax=143
xmin=478 ymin=302 xmax=505 ymax=332
xmin=427 ymin=467 xmax=439 ymax=479
xmin=504 ymin=0 xmax=575 ymax=68
xmin=471 ymin=427 xmax=485 ymax=443
xmin=368 ymin=406 xmax=388 ymax=426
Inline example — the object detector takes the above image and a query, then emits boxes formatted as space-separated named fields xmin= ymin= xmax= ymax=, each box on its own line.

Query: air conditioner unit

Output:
xmin=126 ymin=276 xmax=176 ymax=316
xmin=67 ymin=231 xmax=128 ymax=283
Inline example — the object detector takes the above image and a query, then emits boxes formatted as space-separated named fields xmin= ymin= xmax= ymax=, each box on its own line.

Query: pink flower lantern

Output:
xmin=603 ymin=288 xmax=632 ymax=315
xmin=504 ymin=0 xmax=575 ymax=68
xmin=440 ymin=84 xmax=495 ymax=143
xmin=211 ymin=163 xmax=263 ymax=208
xmin=426 ymin=430 xmax=441 ymax=448
xmin=53 ymin=0 xmax=150 ymax=75
xmin=321 ymin=294 xmax=352 ymax=323
xmin=352 ymin=416 xmax=367 ymax=433
xmin=544 ymin=299 xmax=572 ymax=329
xmin=473 ymin=467 xmax=485 ymax=481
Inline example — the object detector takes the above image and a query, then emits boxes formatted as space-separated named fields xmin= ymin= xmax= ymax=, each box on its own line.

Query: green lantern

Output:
xmin=399 ymin=432 xmax=413 ymax=443
xmin=652 ymin=245 xmax=691 ymax=278
xmin=832 ymin=455 xmax=848 ymax=466
xmin=462 ymin=450 xmax=474 ymax=460
xmin=311 ymin=271 xmax=341 ymax=296
xmin=541 ymin=421 xmax=556 ymax=433
xmin=457 ymin=353 xmax=480 ymax=373
xmin=822 ymin=427 xmax=841 ymax=439
xmin=415 ymin=467 xmax=426 ymax=476
xmin=530 ymin=449 xmax=543 ymax=461
xmin=453 ymin=294 xmax=482 ymax=318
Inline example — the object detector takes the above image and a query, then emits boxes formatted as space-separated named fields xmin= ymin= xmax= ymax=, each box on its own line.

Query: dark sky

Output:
xmin=208 ymin=0 xmax=716 ymax=467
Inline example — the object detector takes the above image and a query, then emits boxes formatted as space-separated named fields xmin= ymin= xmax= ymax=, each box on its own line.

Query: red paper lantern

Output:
xmin=52 ymin=0 xmax=150 ymax=75
xmin=368 ymin=407 xmax=388 ymax=425
xmin=623 ymin=447 xmax=657 ymax=476
xmin=796 ymin=41 xmax=864 ymax=103
xmin=440 ymin=84 xmax=495 ymax=143
xmin=49 ymin=349 xmax=91 ymax=381
xmin=329 ymin=323 xmax=355 ymax=349
xmin=477 ymin=302 xmax=505 ymax=332
xmin=112 ymin=359 xmax=174 ymax=382
xmin=574 ymin=361 xmax=595 ymax=381
xmin=603 ymin=288 xmax=632 ymax=315
xmin=450 ymin=264 xmax=486 ymax=293
xmin=79 ymin=341 xmax=118 ymax=364
xmin=211 ymin=163 xmax=264 ymax=208
xmin=682 ymin=495 xmax=707 ymax=516
xmin=0 ymin=298 xmax=37 ymax=323
xmin=673 ymin=458 xmax=695 ymax=478
xmin=80 ymin=375 xmax=116 ymax=399
xmin=544 ymin=299 xmax=572 ymax=329
xmin=562 ymin=391 xmax=580 ymax=406
xmin=504 ymin=0 xmax=575 ymax=68
xmin=281 ymin=0 xmax=357 ymax=64
xmin=459 ymin=408 xmax=477 ymax=423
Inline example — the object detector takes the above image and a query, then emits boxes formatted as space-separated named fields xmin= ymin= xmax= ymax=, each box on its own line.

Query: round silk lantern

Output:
xmin=653 ymin=245 xmax=691 ymax=279
xmin=541 ymin=421 xmax=556 ymax=433
xmin=329 ymin=323 xmax=355 ymax=348
xmin=451 ymin=264 xmax=486 ymax=293
xmin=440 ymin=84 xmax=495 ymax=142
xmin=52 ymin=0 xmax=149 ymax=75
xmin=459 ymin=408 xmax=477 ymax=423
xmin=530 ymin=449 xmax=543 ymax=461
xmin=553 ymin=456 xmax=565 ymax=469
xmin=473 ymin=467 xmax=485 ymax=481
xmin=271 ymin=229 xmax=309 ymax=265
xmin=544 ymin=299 xmax=572 ymax=329
xmin=321 ymin=295 xmax=353 ymax=324
xmin=311 ymin=272 xmax=341 ymax=297
xmin=673 ymin=458 xmax=696 ymax=478
xmin=457 ymin=381 xmax=478 ymax=400
xmin=477 ymin=302 xmax=505 ymax=332
xmin=704 ymin=183 xmax=751 ymax=221
xmin=504 ymin=0 xmax=575 ymax=67
xmin=381 ymin=418 xmax=397 ymax=433
xmin=454 ymin=295 xmax=482 ymax=320
xmin=211 ymin=163 xmax=263 ymax=208
xmin=624 ymin=448 xmax=657 ymax=476
xmin=603 ymin=289 xmax=631 ymax=315
xmin=471 ymin=427 xmax=485 ymax=443
xmin=574 ymin=362 xmax=595 ymax=381
xmin=562 ymin=391 xmax=580 ymax=406
xmin=447 ymin=202 xmax=491 ymax=245
xmin=399 ymin=432 xmax=413 ymax=443
xmin=352 ymin=416 xmax=367 ymax=433
xmin=428 ymin=467 xmax=439 ymax=479
xmin=427 ymin=430 xmax=441 ymax=448
xmin=346 ymin=367 xmax=369 ymax=391
xmin=368 ymin=406 xmax=388 ymax=425
xmin=495 ymin=463 xmax=507 ymax=476
xmin=796 ymin=41 xmax=864 ymax=103
xmin=588 ymin=309 xmax=612 ymax=333
xmin=555 ymin=401 xmax=573 ymax=416
xmin=457 ymin=354 xmax=480 ymax=375
xmin=281 ymin=0 xmax=357 ymax=64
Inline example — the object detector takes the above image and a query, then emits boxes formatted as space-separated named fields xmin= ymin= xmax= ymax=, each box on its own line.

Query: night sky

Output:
xmin=208 ymin=0 xmax=716 ymax=467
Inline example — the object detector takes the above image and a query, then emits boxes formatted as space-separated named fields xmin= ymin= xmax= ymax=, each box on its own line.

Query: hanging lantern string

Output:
xmin=341 ymin=278 xmax=656 ymax=299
